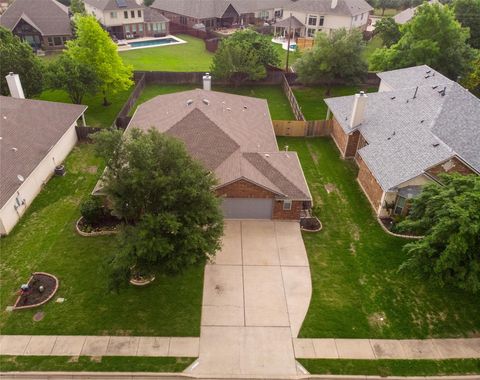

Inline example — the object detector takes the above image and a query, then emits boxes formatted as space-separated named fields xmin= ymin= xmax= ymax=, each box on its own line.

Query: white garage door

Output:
xmin=222 ymin=198 xmax=273 ymax=219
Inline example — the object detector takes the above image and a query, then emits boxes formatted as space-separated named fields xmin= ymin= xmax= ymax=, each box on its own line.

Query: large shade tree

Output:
xmin=374 ymin=17 xmax=401 ymax=47
xmin=93 ymin=128 xmax=224 ymax=289
xmin=211 ymin=29 xmax=280 ymax=85
xmin=66 ymin=15 xmax=132 ymax=105
xmin=398 ymin=174 xmax=480 ymax=293
xmin=0 ymin=27 xmax=44 ymax=97
xmin=370 ymin=4 xmax=476 ymax=80
xmin=453 ymin=0 xmax=480 ymax=49
xmin=295 ymin=28 xmax=368 ymax=94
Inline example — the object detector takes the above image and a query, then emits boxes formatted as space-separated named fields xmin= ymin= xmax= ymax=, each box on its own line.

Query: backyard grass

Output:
xmin=37 ymin=88 xmax=133 ymax=128
xmin=373 ymin=8 xmax=399 ymax=16
xmin=120 ymin=35 xmax=213 ymax=72
xmin=277 ymin=137 xmax=480 ymax=338
xmin=292 ymin=86 xmax=378 ymax=120
xmin=299 ymin=359 xmax=480 ymax=376
xmin=0 ymin=356 xmax=195 ymax=372
xmin=128 ymin=83 xmax=295 ymax=120
xmin=363 ymin=35 xmax=384 ymax=69
xmin=0 ymin=144 xmax=203 ymax=336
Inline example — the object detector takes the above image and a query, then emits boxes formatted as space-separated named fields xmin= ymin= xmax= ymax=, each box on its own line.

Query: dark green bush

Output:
xmin=80 ymin=196 xmax=106 ymax=225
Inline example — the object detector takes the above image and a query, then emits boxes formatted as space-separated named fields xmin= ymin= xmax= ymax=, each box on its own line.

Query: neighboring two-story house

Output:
xmin=0 ymin=0 xmax=72 ymax=51
xmin=325 ymin=65 xmax=480 ymax=218
xmin=84 ymin=0 xmax=169 ymax=39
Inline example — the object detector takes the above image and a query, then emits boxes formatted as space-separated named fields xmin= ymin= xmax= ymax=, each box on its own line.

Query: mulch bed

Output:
xmin=14 ymin=273 xmax=58 ymax=309
xmin=301 ymin=216 xmax=322 ymax=232
xmin=77 ymin=215 xmax=122 ymax=234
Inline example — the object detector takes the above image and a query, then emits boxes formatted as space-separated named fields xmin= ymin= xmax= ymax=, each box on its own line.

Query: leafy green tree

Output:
xmin=377 ymin=0 xmax=399 ymax=15
xmin=0 ymin=27 xmax=44 ymax=97
xmin=66 ymin=15 xmax=132 ymax=106
xmin=398 ymin=174 xmax=480 ymax=293
xmin=295 ymin=28 xmax=368 ymax=94
xmin=45 ymin=54 xmax=99 ymax=104
xmin=371 ymin=4 xmax=476 ymax=80
xmin=93 ymin=128 xmax=224 ymax=289
xmin=454 ymin=0 xmax=480 ymax=48
xmin=374 ymin=17 xmax=401 ymax=47
xmin=70 ymin=0 xmax=86 ymax=14
xmin=211 ymin=29 xmax=280 ymax=85
xmin=462 ymin=55 xmax=480 ymax=95
xmin=143 ymin=0 xmax=154 ymax=5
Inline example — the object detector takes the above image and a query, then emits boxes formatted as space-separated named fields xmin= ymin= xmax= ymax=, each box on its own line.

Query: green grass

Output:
xmin=273 ymin=42 xmax=301 ymax=70
xmin=0 ymin=356 xmax=195 ymax=372
xmin=373 ymin=8 xmax=399 ymax=16
xmin=37 ymin=88 xmax=133 ymax=128
xmin=119 ymin=35 xmax=213 ymax=72
xmin=0 ymin=144 xmax=203 ymax=336
xmin=299 ymin=359 xmax=480 ymax=376
xmin=129 ymin=83 xmax=295 ymax=120
xmin=277 ymin=137 xmax=480 ymax=338
xmin=363 ymin=35 xmax=384 ymax=69
xmin=292 ymin=86 xmax=378 ymax=120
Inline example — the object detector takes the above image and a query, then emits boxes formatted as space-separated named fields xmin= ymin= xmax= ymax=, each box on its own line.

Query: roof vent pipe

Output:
xmin=349 ymin=91 xmax=367 ymax=129
xmin=6 ymin=72 xmax=25 ymax=99
xmin=203 ymin=72 xmax=211 ymax=91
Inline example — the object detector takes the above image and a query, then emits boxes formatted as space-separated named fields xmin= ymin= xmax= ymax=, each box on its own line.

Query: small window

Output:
xmin=110 ymin=11 xmax=117 ymax=18
xmin=124 ymin=10 xmax=128 ymax=18
xmin=131 ymin=10 xmax=135 ymax=18
xmin=138 ymin=23 xmax=143 ymax=32
xmin=138 ymin=10 xmax=142 ymax=17
xmin=308 ymin=15 xmax=317 ymax=26
xmin=394 ymin=196 xmax=406 ymax=215
xmin=283 ymin=200 xmax=292 ymax=211
xmin=275 ymin=9 xmax=283 ymax=18
xmin=307 ymin=28 xmax=316 ymax=37
xmin=132 ymin=24 xmax=137 ymax=32
xmin=53 ymin=36 xmax=63 ymax=46
xmin=125 ymin=24 xmax=130 ymax=33
xmin=47 ymin=37 xmax=54 ymax=46
xmin=180 ymin=15 xmax=187 ymax=24
xmin=319 ymin=16 xmax=324 ymax=26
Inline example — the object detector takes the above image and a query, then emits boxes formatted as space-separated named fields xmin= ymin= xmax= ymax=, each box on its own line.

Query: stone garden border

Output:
xmin=377 ymin=217 xmax=424 ymax=240
xmin=300 ymin=217 xmax=323 ymax=233
xmin=75 ymin=217 xmax=119 ymax=237
xmin=13 ymin=272 xmax=59 ymax=310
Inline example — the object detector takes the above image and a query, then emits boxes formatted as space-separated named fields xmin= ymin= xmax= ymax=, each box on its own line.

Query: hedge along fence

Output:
xmin=273 ymin=119 xmax=333 ymax=137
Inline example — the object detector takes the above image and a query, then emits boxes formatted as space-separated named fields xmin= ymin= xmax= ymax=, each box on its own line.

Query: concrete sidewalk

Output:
xmin=0 ymin=335 xmax=199 ymax=357
xmin=293 ymin=338 xmax=480 ymax=359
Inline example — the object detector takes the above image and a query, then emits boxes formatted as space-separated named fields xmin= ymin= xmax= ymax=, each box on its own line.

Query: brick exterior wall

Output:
xmin=215 ymin=179 xmax=303 ymax=220
xmin=330 ymin=117 xmax=360 ymax=158
xmin=356 ymin=155 xmax=384 ymax=214
xmin=426 ymin=156 xmax=476 ymax=178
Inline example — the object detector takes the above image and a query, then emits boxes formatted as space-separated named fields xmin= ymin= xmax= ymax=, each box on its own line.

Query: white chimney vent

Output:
xmin=203 ymin=72 xmax=212 ymax=91
xmin=331 ymin=0 xmax=338 ymax=8
xmin=6 ymin=72 xmax=25 ymax=99
xmin=349 ymin=91 xmax=367 ymax=129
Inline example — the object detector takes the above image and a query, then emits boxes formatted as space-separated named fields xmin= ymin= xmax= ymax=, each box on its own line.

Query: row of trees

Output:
xmin=0 ymin=15 xmax=132 ymax=106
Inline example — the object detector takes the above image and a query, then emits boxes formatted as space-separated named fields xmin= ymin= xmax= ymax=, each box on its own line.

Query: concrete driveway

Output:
xmin=190 ymin=220 xmax=312 ymax=376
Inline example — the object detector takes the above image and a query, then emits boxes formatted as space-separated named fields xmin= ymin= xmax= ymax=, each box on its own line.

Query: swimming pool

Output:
xmin=129 ymin=38 xmax=178 ymax=48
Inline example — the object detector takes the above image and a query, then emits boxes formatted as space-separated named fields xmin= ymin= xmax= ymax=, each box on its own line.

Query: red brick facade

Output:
xmin=215 ymin=179 xmax=303 ymax=220
xmin=330 ymin=117 xmax=360 ymax=158
xmin=426 ymin=156 xmax=476 ymax=178
xmin=356 ymin=155 xmax=384 ymax=213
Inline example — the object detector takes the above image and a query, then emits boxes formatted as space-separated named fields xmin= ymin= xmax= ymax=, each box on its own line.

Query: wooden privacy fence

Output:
xmin=281 ymin=74 xmax=305 ymax=121
xmin=273 ymin=119 xmax=333 ymax=137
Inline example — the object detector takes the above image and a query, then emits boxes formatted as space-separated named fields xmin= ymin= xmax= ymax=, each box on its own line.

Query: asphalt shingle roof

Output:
xmin=325 ymin=79 xmax=480 ymax=191
xmin=0 ymin=0 xmax=72 ymax=36
xmin=0 ymin=96 xmax=87 ymax=209
xmin=128 ymin=89 xmax=312 ymax=200
xmin=83 ymin=0 xmax=143 ymax=11
xmin=377 ymin=65 xmax=451 ymax=91
xmin=284 ymin=0 xmax=372 ymax=16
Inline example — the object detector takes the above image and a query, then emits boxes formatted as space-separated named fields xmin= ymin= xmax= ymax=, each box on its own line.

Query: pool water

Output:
xmin=129 ymin=38 xmax=178 ymax=48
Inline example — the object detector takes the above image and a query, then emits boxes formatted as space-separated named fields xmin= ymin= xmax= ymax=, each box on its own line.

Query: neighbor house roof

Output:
xmin=143 ymin=7 xmax=169 ymax=23
xmin=377 ymin=65 xmax=451 ymax=91
xmin=83 ymin=0 xmax=143 ymax=11
xmin=393 ymin=0 xmax=438 ymax=24
xmin=128 ymin=89 xmax=312 ymax=200
xmin=274 ymin=15 xmax=305 ymax=29
xmin=0 ymin=96 xmax=87 ymax=209
xmin=0 ymin=0 xmax=72 ymax=36
xmin=325 ymin=76 xmax=480 ymax=191
xmin=151 ymin=0 xmax=239 ymax=19
xmin=283 ymin=0 xmax=373 ymax=17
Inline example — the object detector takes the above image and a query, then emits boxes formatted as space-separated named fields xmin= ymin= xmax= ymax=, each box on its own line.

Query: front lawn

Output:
xmin=292 ymin=86 xmax=378 ymax=120
xmin=0 ymin=144 xmax=203 ymax=336
xmin=37 ymin=88 xmax=133 ymax=128
xmin=129 ymin=84 xmax=295 ymax=120
xmin=278 ymin=137 xmax=480 ymax=338
xmin=120 ymin=35 xmax=213 ymax=72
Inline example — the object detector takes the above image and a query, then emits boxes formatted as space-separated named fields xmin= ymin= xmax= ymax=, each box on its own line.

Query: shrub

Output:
xmin=80 ymin=196 xmax=106 ymax=225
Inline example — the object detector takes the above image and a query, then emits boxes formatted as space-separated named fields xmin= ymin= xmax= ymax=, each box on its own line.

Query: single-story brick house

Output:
xmin=0 ymin=0 xmax=72 ymax=51
xmin=127 ymin=89 xmax=312 ymax=220
xmin=325 ymin=65 xmax=480 ymax=217
xmin=0 ymin=75 xmax=87 ymax=235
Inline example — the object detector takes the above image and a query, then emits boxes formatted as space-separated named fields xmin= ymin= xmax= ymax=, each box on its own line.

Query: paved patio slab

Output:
xmin=0 ymin=335 xmax=31 ymax=355
xmin=136 ymin=337 xmax=170 ymax=357
xmin=80 ymin=336 xmax=110 ymax=356
xmin=243 ymin=265 xmax=289 ymax=327
xmin=24 ymin=335 xmax=57 ymax=356
xmin=241 ymin=221 xmax=279 ymax=266
xmin=51 ymin=336 xmax=86 ymax=356
xmin=282 ymin=266 xmax=312 ymax=337
xmin=201 ymin=264 xmax=244 ymax=326
xmin=275 ymin=221 xmax=309 ymax=267
xmin=335 ymin=339 xmax=375 ymax=359
xmin=193 ymin=326 xmax=296 ymax=376
xmin=106 ymin=337 xmax=140 ymax=356
xmin=213 ymin=221 xmax=242 ymax=266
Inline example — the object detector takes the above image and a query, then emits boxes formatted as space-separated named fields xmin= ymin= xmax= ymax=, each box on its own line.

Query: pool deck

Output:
xmin=117 ymin=35 xmax=186 ymax=51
